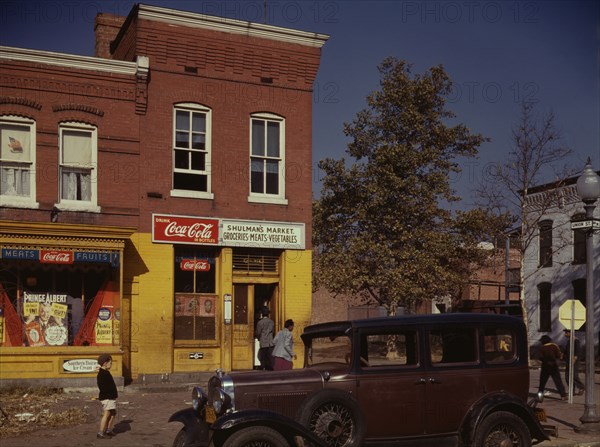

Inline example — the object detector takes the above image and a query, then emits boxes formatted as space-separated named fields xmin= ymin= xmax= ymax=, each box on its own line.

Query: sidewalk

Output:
xmin=0 ymin=369 xmax=598 ymax=446
xmin=530 ymin=367 xmax=600 ymax=447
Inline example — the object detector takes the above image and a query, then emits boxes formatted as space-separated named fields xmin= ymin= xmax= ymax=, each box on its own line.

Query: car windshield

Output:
xmin=306 ymin=334 xmax=352 ymax=366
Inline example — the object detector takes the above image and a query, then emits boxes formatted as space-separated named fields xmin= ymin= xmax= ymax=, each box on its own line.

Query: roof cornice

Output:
xmin=137 ymin=4 xmax=329 ymax=48
xmin=0 ymin=46 xmax=138 ymax=75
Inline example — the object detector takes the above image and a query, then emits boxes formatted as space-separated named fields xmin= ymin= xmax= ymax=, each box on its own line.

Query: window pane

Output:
xmin=62 ymin=130 xmax=91 ymax=166
xmin=251 ymin=159 xmax=264 ymax=193
xmin=176 ymin=111 xmax=189 ymax=131
xmin=192 ymin=113 xmax=206 ymax=132
xmin=365 ymin=331 xmax=419 ymax=367
xmin=265 ymin=159 xmax=279 ymax=194
xmin=252 ymin=120 xmax=265 ymax=156
xmin=191 ymin=151 xmax=205 ymax=171
xmin=1 ymin=166 xmax=29 ymax=196
xmin=191 ymin=133 xmax=205 ymax=150
xmin=483 ymin=328 xmax=515 ymax=363
xmin=573 ymin=230 xmax=586 ymax=264
xmin=539 ymin=284 xmax=551 ymax=332
xmin=430 ymin=328 xmax=477 ymax=364
xmin=1 ymin=124 xmax=31 ymax=161
xmin=267 ymin=122 xmax=279 ymax=157
xmin=176 ymin=131 xmax=189 ymax=148
xmin=539 ymin=222 xmax=552 ymax=267
xmin=174 ymin=172 xmax=207 ymax=192
xmin=174 ymin=149 xmax=189 ymax=169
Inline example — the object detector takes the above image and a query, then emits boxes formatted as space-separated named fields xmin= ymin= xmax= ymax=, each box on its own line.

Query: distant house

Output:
xmin=522 ymin=173 xmax=600 ymax=357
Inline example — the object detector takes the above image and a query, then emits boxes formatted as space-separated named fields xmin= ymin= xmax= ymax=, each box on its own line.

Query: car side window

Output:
xmin=429 ymin=327 xmax=477 ymax=364
xmin=483 ymin=328 xmax=516 ymax=363
xmin=363 ymin=330 xmax=419 ymax=367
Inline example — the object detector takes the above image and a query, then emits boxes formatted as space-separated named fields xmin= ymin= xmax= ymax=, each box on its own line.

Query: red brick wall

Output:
xmin=0 ymin=60 xmax=140 ymax=228
xmin=94 ymin=13 xmax=127 ymax=59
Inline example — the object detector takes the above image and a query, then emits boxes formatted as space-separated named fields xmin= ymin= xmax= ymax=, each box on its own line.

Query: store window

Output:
xmin=173 ymin=246 xmax=218 ymax=341
xmin=58 ymin=122 xmax=99 ymax=212
xmin=0 ymin=250 xmax=120 ymax=347
xmin=0 ymin=115 xmax=37 ymax=208
xmin=171 ymin=103 xmax=213 ymax=199
xmin=249 ymin=113 xmax=287 ymax=204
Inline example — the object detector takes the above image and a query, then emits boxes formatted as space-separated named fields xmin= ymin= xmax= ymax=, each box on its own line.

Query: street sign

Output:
xmin=571 ymin=220 xmax=600 ymax=230
xmin=559 ymin=299 xmax=586 ymax=330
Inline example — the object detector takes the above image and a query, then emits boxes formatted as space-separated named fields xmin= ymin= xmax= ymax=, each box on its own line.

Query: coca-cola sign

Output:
xmin=153 ymin=214 xmax=219 ymax=245
xmin=40 ymin=250 xmax=74 ymax=264
xmin=180 ymin=259 xmax=211 ymax=271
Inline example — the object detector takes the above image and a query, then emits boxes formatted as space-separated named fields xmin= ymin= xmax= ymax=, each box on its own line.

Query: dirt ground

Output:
xmin=0 ymin=387 xmax=91 ymax=438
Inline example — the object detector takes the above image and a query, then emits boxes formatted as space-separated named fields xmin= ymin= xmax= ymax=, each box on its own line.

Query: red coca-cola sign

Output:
xmin=40 ymin=250 xmax=74 ymax=264
xmin=180 ymin=259 xmax=211 ymax=271
xmin=153 ymin=214 xmax=219 ymax=245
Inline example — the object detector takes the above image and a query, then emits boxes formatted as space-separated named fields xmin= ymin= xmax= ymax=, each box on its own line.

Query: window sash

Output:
xmin=173 ymin=108 xmax=209 ymax=193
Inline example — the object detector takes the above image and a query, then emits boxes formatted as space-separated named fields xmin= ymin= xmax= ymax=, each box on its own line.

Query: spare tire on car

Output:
xmin=296 ymin=389 xmax=366 ymax=447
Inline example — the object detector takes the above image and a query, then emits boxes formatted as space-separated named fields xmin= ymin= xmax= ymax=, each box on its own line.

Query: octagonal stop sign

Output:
xmin=559 ymin=299 xmax=586 ymax=330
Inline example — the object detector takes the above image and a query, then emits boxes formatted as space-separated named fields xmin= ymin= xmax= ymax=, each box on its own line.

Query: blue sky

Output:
xmin=1 ymin=1 xmax=598 ymax=206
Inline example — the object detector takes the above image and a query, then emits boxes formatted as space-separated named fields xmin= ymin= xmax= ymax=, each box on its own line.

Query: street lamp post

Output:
xmin=574 ymin=158 xmax=600 ymax=434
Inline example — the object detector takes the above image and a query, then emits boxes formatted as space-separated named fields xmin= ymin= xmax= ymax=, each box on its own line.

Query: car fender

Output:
xmin=168 ymin=407 xmax=211 ymax=446
xmin=458 ymin=392 xmax=549 ymax=446
xmin=211 ymin=409 xmax=328 ymax=447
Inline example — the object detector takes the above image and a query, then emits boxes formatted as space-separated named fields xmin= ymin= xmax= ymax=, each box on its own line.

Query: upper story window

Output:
xmin=171 ymin=104 xmax=213 ymax=199
xmin=57 ymin=122 xmax=99 ymax=212
xmin=538 ymin=282 xmax=552 ymax=332
xmin=249 ymin=113 xmax=287 ymax=205
xmin=0 ymin=115 xmax=38 ymax=208
xmin=538 ymin=220 xmax=553 ymax=267
xmin=572 ymin=213 xmax=586 ymax=265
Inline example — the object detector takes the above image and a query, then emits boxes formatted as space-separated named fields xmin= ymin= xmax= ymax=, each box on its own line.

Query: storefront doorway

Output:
xmin=231 ymin=282 xmax=278 ymax=371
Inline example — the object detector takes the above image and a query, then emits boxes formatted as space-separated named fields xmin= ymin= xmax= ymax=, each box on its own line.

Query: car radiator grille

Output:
xmin=257 ymin=391 xmax=309 ymax=419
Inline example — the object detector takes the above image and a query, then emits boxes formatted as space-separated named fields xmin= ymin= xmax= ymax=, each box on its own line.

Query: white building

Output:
xmin=523 ymin=173 xmax=600 ymax=358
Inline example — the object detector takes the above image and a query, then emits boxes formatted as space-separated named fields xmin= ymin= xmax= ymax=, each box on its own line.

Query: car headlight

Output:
xmin=191 ymin=386 xmax=207 ymax=412
xmin=212 ymin=388 xmax=228 ymax=414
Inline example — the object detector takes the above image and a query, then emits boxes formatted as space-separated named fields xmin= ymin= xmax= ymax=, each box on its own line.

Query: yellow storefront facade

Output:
xmin=0 ymin=216 xmax=312 ymax=386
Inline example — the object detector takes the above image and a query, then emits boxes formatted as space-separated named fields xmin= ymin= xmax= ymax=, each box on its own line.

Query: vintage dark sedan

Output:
xmin=169 ymin=313 xmax=549 ymax=447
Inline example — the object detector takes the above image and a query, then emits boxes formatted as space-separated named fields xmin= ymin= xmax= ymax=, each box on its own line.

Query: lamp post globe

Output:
xmin=574 ymin=157 xmax=600 ymax=434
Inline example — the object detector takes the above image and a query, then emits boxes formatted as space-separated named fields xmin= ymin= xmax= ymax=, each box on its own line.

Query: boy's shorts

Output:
xmin=101 ymin=399 xmax=117 ymax=411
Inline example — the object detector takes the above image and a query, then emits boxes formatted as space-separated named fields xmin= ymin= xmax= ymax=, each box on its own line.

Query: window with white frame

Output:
xmin=172 ymin=104 xmax=212 ymax=199
xmin=0 ymin=115 xmax=37 ymax=207
xmin=249 ymin=113 xmax=287 ymax=204
xmin=58 ymin=122 xmax=99 ymax=211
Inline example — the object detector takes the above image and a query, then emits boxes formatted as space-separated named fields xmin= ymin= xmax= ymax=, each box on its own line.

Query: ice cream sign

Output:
xmin=62 ymin=359 xmax=100 ymax=373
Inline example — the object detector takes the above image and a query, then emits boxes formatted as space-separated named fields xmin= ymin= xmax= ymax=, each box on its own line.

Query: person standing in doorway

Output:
xmin=255 ymin=306 xmax=274 ymax=370
xmin=563 ymin=329 xmax=585 ymax=395
xmin=538 ymin=335 xmax=567 ymax=400
xmin=272 ymin=319 xmax=296 ymax=371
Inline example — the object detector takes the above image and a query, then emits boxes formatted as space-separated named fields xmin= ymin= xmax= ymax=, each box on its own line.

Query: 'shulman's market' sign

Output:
xmin=152 ymin=214 xmax=305 ymax=250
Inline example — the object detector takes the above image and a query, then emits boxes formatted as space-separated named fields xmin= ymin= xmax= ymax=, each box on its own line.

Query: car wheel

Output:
xmin=474 ymin=410 xmax=532 ymax=447
xmin=221 ymin=426 xmax=289 ymax=447
xmin=173 ymin=428 xmax=187 ymax=447
xmin=297 ymin=389 xmax=366 ymax=447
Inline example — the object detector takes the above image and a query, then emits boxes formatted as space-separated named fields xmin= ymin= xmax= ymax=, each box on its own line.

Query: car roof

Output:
xmin=301 ymin=312 xmax=524 ymax=342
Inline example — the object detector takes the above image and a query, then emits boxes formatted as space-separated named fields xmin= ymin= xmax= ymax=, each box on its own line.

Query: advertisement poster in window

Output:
xmin=23 ymin=292 xmax=68 ymax=346
xmin=175 ymin=295 xmax=215 ymax=317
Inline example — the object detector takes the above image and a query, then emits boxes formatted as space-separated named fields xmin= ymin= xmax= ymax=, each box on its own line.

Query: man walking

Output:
xmin=255 ymin=306 xmax=274 ymax=370
xmin=563 ymin=329 xmax=585 ymax=395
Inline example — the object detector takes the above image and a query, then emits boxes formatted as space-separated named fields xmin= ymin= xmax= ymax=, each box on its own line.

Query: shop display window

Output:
xmin=173 ymin=246 xmax=218 ymax=341
xmin=0 ymin=257 xmax=120 ymax=348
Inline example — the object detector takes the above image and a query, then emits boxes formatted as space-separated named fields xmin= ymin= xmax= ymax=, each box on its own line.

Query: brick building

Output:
xmin=0 ymin=4 xmax=328 ymax=386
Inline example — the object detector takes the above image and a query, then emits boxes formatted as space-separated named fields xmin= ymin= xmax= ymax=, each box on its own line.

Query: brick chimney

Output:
xmin=94 ymin=13 xmax=126 ymax=59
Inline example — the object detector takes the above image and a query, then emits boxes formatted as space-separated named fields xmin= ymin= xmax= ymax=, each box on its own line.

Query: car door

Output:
xmin=424 ymin=324 xmax=482 ymax=434
xmin=354 ymin=327 xmax=427 ymax=438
